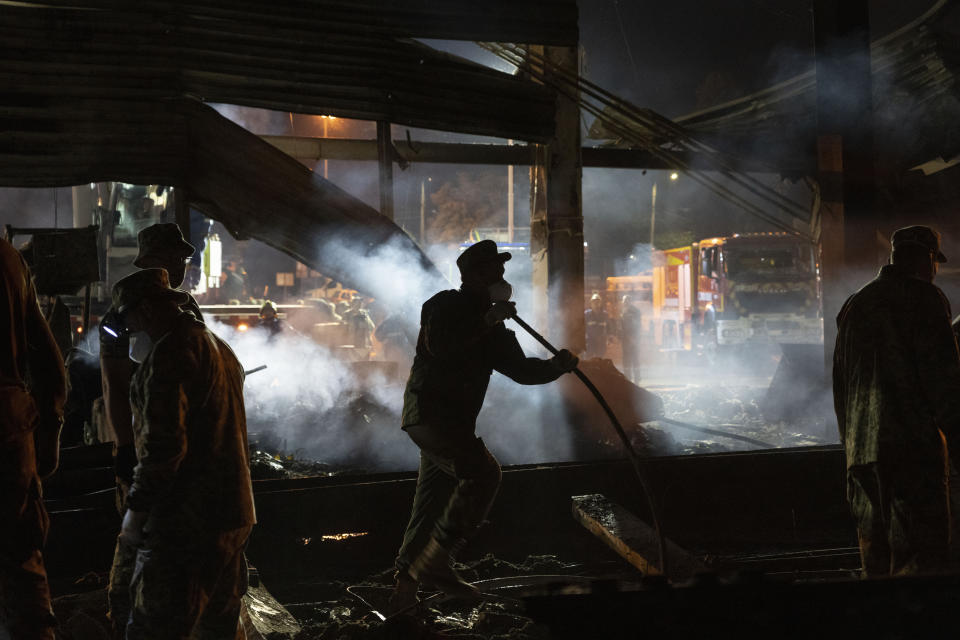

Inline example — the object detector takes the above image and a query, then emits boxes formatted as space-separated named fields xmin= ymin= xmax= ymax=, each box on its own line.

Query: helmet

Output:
xmin=259 ymin=300 xmax=278 ymax=318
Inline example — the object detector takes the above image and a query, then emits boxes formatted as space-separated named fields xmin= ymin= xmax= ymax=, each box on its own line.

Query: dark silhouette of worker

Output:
xmin=0 ymin=237 xmax=67 ymax=639
xmin=834 ymin=225 xmax=960 ymax=577
xmin=100 ymin=222 xmax=201 ymax=634
xmin=257 ymin=300 xmax=284 ymax=337
xmin=584 ymin=292 xmax=609 ymax=358
xmin=620 ymin=294 xmax=642 ymax=383
xmin=389 ymin=239 xmax=578 ymax=613
xmin=111 ymin=269 xmax=254 ymax=638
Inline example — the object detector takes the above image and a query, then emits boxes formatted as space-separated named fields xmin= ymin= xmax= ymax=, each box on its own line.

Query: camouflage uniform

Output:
xmin=123 ymin=307 xmax=255 ymax=638
xmin=395 ymin=286 xmax=565 ymax=575
xmin=0 ymin=239 xmax=66 ymax=640
xmin=834 ymin=262 xmax=960 ymax=576
xmin=104 ymin=292 xmax=203 ymax=635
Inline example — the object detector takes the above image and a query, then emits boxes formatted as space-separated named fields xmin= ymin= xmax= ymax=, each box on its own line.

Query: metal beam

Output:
xmin=260 ymin=136 xmax=778 ymax=172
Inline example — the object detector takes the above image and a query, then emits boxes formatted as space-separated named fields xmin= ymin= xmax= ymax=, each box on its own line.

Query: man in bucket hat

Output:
xmin=110 ymin=269 xmax=255 ymax=638
xmin=388 ymin=239 xmax=579 ymax=613
xmin=834 ymin=225 xmax=960 ymax=576
xmin=101 ymin=223 xmax=204 ymax=634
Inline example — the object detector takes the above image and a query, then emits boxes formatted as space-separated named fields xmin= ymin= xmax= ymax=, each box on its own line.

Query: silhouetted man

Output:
xmin=101 ymin=223 xmax=201 ymax=634
xmin=834 ymin=225 xmax=960 ymax=576
xmin=112 ymin=269 xmax=254 ymax=638
xmin=0 ymin=238 xmax=66 ymax=639
xmin=389 ymin=239 xmax=578 ymax=612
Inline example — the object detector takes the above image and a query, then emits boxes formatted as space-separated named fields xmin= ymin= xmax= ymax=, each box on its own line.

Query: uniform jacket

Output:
xmin=402 ymin=287 xmax=562 ymax=430
xmin=0 ymin=239 xmax=65 ymax=442
xmin=833 ymin=264 xmax=960 ymax=469
xmin=128 ymin=313 xmax=256 ymax=534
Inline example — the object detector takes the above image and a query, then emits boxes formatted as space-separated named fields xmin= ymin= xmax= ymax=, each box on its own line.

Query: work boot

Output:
xmin=409 ymin=537 xmax=479 ymax=599
xmin=386 ymin=571 xmax=420 ymax=617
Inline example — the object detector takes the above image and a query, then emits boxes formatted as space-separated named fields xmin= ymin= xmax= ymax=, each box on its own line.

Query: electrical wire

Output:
xmin=477 ymin=42 xmax=814 ymax=238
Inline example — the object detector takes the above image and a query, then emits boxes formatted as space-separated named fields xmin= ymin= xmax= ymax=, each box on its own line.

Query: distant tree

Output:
xmin=427 ymin=172 xmax=506 ymax=245
xmin=653 ymin=230 xmax=695 ymax=250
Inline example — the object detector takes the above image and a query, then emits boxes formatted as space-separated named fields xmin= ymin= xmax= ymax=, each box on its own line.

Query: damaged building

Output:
xmin=4 ymin=0 xmax=960 ymax=638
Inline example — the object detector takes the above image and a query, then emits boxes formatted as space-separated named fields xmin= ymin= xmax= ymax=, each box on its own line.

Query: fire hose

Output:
xmin=510 ymin=314 xmax=669 ymax=578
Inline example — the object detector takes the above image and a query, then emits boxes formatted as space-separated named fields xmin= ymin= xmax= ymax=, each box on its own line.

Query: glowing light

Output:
xmin=670 ymin=172 xmax=679 ymax=181
xmin=320 ymin=115 xmax=337 ymax=120
xmin=237 ymin=323 xmax=249 ymax=332
xmin=321 ymin=532 xmax=369 ymax=541
xmin=76 ymin=326 xmax=83 ymax=333
xmin=103 ymin=326 xmax=119 ymax=338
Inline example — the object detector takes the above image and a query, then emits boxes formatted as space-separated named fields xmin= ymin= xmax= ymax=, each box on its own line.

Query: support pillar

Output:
xmin=814 ymin=0 xmax=876 ymax=373
xmin=377 ymin=121 xmax=394 ymax=220
xmin=529 ymin=45 xmax=584 ymax=352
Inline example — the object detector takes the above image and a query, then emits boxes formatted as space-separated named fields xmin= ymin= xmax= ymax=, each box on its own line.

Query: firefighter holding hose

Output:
xmin=389 ymin=239 xmax=578 ymax=613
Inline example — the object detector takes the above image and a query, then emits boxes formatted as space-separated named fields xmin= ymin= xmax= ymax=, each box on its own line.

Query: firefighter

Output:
xmin=110 ymin=268 xmax=255 ymax=638
xmin=584 ymin=292 xmax=609 ymax=358
xmin=389 ymin=239 xmax=578 ymax=613
xmin=0 ymin=237 xmax=67 ymax=640
xmin=833 ymin=225 xmax=960 ymax=576
xmin=101 ymin=222 xmax=201 ymax=635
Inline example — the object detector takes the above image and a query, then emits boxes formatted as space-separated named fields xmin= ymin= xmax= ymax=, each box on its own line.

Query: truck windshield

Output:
xmin=725 ymin=245 xmax=814 ymax=279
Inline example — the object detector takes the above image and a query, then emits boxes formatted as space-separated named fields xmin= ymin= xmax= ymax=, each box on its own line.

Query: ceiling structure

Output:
xmin=0 ymin=0 xmax=578 ymax=293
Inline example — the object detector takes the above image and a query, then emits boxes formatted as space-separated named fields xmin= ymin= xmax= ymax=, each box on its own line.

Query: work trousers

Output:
xmin=125 ymin=526 xmax=251 ymax=640
xmin=847 ymin=460 xmax=950 ymax=577
xmin=394 ymin=424 xmax=502 ymax=576
xmin=0 ymin=433 xmax=54 ymax=640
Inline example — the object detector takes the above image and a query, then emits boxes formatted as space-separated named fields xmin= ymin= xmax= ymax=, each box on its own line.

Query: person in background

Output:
xmin=0 ymin=237 xmax=67 ymax=640
xmin=834 ymin=225 xmax=960 ymax=577
xmin=584 ymin=292 xmax=609 ymax=359
xmin=620 ymin=294 xmax=642 ymax=383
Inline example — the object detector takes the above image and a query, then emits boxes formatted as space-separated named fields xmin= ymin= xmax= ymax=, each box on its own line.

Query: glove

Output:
xmin=550 ymin=349 xmax=579 ymax=373
xmin=99 ymin=309 xmax=130 ymax=359
xmin=483 ymin=301 xmax=517 ymax=326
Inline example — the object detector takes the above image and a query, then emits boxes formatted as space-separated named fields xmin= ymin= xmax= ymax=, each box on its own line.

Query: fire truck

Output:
xmin=609 ymin=233 xmax=822 ymax=355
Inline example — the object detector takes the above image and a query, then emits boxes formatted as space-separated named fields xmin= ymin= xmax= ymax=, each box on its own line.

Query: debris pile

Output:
xmin=651 ymin=384 xmax=834 ymax=454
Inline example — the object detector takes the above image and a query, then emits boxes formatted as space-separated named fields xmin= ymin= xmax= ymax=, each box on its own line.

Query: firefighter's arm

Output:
xmin=23 ymin=267 xmax=66 ymax=478
xmin=125 ymin=347 xmax=194 ymax=514
xmin=915 ymin=287 xmax=960 ymax=459
xmin=492 ymin=328 xmax=574 ymax=384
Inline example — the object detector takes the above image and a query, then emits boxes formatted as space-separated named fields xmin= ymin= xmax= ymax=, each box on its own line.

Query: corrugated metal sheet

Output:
xmin=2 ymin=2 xmax=565 ymax=142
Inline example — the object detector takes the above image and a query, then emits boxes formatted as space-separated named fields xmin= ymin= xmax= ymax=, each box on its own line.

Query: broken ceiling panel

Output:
xmin=1 ymin=1 xmax=563 ymax=142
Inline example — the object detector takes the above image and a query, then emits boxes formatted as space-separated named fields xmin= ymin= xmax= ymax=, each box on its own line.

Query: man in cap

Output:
xmin=389 ymin=239 xmax=578 ymax=612
xmin=834 ymin=225 xmax=960 ymax=576
xmin=100 ymin=223 xmax=202 ymax=633
xmin=110 ymin=268 xmax=255 ymax=638
xmin=0 ymin=238 xmax=66 ymax=639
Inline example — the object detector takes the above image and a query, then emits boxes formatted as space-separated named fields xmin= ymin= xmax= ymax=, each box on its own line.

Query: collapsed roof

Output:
xmin=588 ymin=0 xmax=960 ymax=178
xmin=0 ymin=0 xmax=579 ymax=296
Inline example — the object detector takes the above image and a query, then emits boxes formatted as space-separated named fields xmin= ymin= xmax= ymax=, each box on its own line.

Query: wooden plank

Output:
xmin=241 ymin=570 xmax=301 ymax=640
xmin=571 ymin=494 xmax=706 ymax=580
